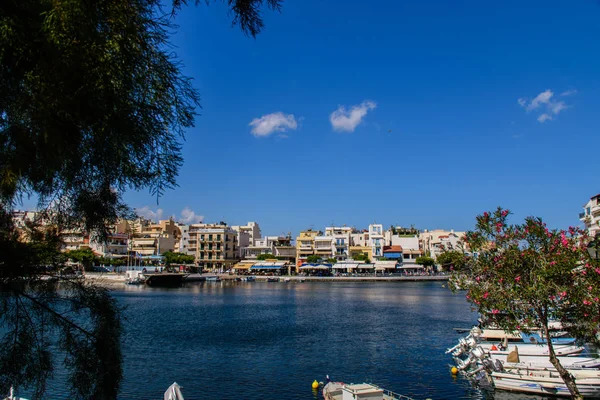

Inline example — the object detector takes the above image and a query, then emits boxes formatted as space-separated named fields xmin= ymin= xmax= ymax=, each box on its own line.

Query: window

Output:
xmin=200 ymin=234 xmax=205 ymax=240
xmin=209 ymin=234 xmax=213 ymax=241
xmin=217 ymin=234 xmax=221 ymax=241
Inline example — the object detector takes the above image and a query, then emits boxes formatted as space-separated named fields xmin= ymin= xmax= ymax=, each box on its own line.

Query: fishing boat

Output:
xmin=322 ymin=382 xmax=414 ymax=400
xmin=205 ymin=276 xmax=221 ymax=282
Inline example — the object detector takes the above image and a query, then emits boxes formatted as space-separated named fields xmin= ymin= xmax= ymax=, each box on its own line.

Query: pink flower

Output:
xmin=559 ymin=291 xmax=567 ymax=297
xmin=584 ymin=300 xmax=592 ymax=306
xmin=496 ymin=223 xmax=503 ymax=233
xmin=515 ymin=276 xmax=521 ymax=283
xmin=492 ymin=309 xmax=500 ymax=314
xmin=475 ymin=276 xmax=481 ymax=282
xmin=516 ymin=325 xmax=521 ymax=330
xmin=499 ymin=278 xmax=504 ymax=283
xmin=595 ymin=268 xmax=600 ymax=275
xmin=483 ymin=212 xmax=489 ymax=218
xmin=483 ymin=292 xmax=489 ymax=299
xmin=550 ymin=261 xmax=557 ymax=266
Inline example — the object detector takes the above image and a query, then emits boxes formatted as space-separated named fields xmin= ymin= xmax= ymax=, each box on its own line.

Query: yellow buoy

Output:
xmin=451 ymin=366 xmax=458 ymax=375
xmin=312 ymin=380 xmax=319 ymax=389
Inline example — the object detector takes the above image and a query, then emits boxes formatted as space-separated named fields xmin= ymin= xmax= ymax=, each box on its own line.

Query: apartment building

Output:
xmin=420 ymin=229 xmax=465 ymax=259
xmin=89 ymin=233 xmax=129 ymax=258
xmin=295 ymin=230 xmax=321 ymax=267
xmin=190 ymin=224 xmax=238 ymax=272
xmin=231 ymin=222 xmax=262 ymax=258
xmin=130 ymin=218 xmax=180 ymax=256
xmin=245 ymin=235 xmax=295 ymax=262
xmin=580 ymin=194 xmax=600 ymax=237
xmin=325 ymin=226 xmax=352 ymax=260
xmin=368 ymin=224 xmax=385 ymax=259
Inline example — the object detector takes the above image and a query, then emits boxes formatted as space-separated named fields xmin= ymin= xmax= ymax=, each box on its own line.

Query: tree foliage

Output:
xmin=436 ymin=250 xmax=467 ymax=270
xmin=0 ymin=0 xmax=282 ymax=397
xmin=65 ymin=248 xmax=97 ymax=270
xmin=415 ymin=256 xmax=435 ymax=267
xmin=163 ymin=251 xmax=195 ymax=265
xmin=326 ymin=258 xmax=337 ymax=264
xmin=352 ymin=252 xmax=370 ymax=263
xmin=256 ymin=253 xmax=276 ymax=261
xmin=306 ymin=255 xmax=321 ymax=263
xmin=450 ymin=207 xmax=597 ymax=399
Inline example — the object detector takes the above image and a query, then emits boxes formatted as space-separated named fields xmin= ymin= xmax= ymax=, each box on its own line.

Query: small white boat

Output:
xmin=490 ymin=370 xmax=600 ymax=397
xmin=205 ymin=276 xmax=221 ymax=282
xmin=3 ymin=387 xmax=28 ymax=400
xmin=487 ymin=344 xmax=584 ymax=357
xmin=323 ymin=382 xmax=414 ymax=400
xmin=164 ymin=382 xmax=184 ymax=400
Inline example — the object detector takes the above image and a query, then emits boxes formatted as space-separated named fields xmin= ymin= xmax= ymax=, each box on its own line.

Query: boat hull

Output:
xmin=492 ymin=372 xmax=600 ymax=397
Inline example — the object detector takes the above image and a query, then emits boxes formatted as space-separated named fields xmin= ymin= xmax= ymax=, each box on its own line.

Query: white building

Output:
xmin=580 ymin=194 xmax=600 ymax=237
xmin=325 ymin=226 xmax=352 ymax=260
xmin=231 ymin=222 xmax=262 ymax=258
xmin=420 ymin=229 xmax=465 ymax=259
xmin=368 ymin=224 xmax=384 ymax=259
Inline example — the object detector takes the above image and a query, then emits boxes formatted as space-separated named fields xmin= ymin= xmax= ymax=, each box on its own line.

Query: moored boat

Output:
xmin=143 ymin=272 xmax=188 ymax=286
xmin=322 ymin=382 xmax=414 ymax=400
xmin=489 ymin=370 xmax=600 ymax=397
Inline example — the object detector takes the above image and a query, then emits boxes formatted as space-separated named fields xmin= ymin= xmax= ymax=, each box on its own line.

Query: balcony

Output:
xmin=580 ymin=212 xmax=586 ymax=219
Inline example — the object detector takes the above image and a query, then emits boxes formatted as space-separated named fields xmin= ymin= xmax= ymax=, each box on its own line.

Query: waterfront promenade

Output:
xmin=84 ymin=272 xmax=450 ymax=284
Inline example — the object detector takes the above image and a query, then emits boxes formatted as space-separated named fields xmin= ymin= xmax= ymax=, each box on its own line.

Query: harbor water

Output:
xmin=24 ymin=281 xmax=539 ymax=399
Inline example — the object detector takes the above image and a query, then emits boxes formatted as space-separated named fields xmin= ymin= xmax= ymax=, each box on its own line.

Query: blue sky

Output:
xmin=124 ymin=0 xmax=600 ymax=236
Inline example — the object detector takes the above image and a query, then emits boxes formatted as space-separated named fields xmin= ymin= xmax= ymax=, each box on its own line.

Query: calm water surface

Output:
xmin=33 ymin=282 xmax=553 ymax=399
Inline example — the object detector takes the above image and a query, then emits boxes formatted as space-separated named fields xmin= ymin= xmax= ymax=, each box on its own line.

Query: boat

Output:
xmin=457 ymin=345 xmax=600 ymax=371
xmin=323 ymin=381 xmax=414 ymax=400
xmin=488 ymin=369 xmax=600 ymax=397
xmin=244 ymin=276 xmax=256 ymax=282
xmin=3 ymin=387 xmax=28 ymax=400
xmin=164 ymin=382 xmax=184 ymax=400
xmin=143 ymin=272 xmax=188 ymax=286
xmin=266 ymin=277 xmax=279 ymax=282
xmin=205 ymin=276 xmax=221 ymax=282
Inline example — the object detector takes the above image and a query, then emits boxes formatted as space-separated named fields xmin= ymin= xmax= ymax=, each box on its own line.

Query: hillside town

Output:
xmin=10 ymin=192 xmax=599 ymax=275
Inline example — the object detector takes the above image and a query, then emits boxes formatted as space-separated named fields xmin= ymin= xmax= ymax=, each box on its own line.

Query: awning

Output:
xmin=299 ymin=265 xmax=331 ymax=270
xmin=233 ymin=263 xmax=253 ymax=270
xmin=251 ymin=264 xmax=285 ymax=270
xmin=333 ymin=263 xmax=359 ymax=269
xmin=356 ymin=263 xmax=374 ymax=269
xmin=397 ymin=265 xmax=425 ymax=269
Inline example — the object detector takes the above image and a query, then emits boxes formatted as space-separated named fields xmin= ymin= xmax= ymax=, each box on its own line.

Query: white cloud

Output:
xmin=550 ymin=101 xmax=568 ymax=115
xmin=249 ymin=112 xmax=298 ymax=137
xmin=329 ymin=100 xmax=377 ymax=132
xmin=180 ymin=207 xmax=203 ymax=224
xmin=537 ymin=113 xmax=553 ymax=123
xmin=518 ymin=88 xmax=575 ymax=123
xmin=136 ymin=206 xmax=163 ymax=221
xmin=527 ymin=89 xmax=554 ymax=111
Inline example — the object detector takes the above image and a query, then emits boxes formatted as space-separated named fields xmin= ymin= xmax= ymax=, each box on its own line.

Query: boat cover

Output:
xmin=164 ymin=382 xmax=184 ymax=400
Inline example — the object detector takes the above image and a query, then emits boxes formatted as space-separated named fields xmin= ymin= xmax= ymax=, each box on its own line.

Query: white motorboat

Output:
xmin=449 ymin=334 xmax=583 ymax=358
xmin=489 ymin=369 xmax=600 ymax=397
xmin=323 ymin=382 xmax=414 ymax=400
xmin=487 ymin=344 xmax=584 ymax=357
